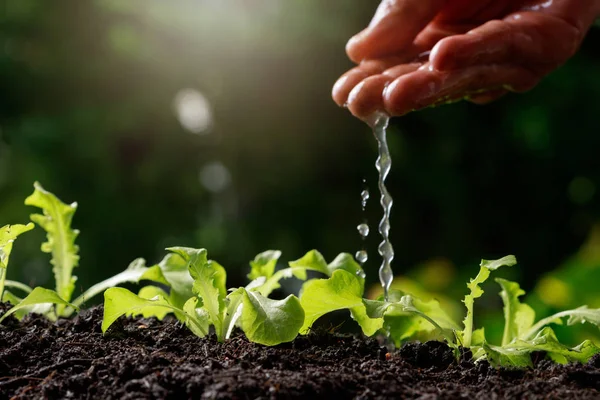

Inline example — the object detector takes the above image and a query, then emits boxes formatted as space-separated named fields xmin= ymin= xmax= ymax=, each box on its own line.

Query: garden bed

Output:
xmin=1 ymin=304 xmax=599 ymax=399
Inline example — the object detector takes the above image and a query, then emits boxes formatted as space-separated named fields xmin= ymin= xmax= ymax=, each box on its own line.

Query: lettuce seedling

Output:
xmin=103 ymin=248 xmax=305 ymax=346
xmin=0 ymin=183 xmax=164 ymax=322
xmin=368 ymin=255 xmax=600 ymax=368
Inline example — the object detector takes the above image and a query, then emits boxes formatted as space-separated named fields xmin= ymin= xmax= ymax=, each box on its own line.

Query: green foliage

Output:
xmin=0 ymin=223 xmax=34 ymax=296
xmin=103 ymin=247 xmax=306 ymax=346
xmin=0 ymin=287 xmax=77 ymax=323
xmin=1 ymin=184 xmax=599 ymax=361
xmin=0 ymin=183 xmax=169 ymax=322
xmin=25 ymin=182 xmax=81 ymax=312
xmin=378 ymin=255 xmax=600 ymax=368
xmin=460 ymin=255 xmax=517 ymax=347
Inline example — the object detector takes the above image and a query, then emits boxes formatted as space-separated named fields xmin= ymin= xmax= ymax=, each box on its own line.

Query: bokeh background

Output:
xmin=2 ymin=0 xmax=600 ymax=344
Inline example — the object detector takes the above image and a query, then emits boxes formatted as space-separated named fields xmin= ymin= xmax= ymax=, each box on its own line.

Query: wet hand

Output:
xmin=333 ymin=0 xmax=600 ymax=119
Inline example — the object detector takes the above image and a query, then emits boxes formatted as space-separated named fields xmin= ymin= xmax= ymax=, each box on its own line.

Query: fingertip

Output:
xmin=382 ymin=76 xmax=412 ymax=116
xmin=383 ymin=70 xmax=438 ymax=116
xmin=332 ymin=69 xmax=368 ymax=106
xmin=346 ymin=74 xmax=391 ymax=119
xmin=345 ymin=32 xmax=367 ymax=64
xmin=429 ymin=37 xmax=459 ymax=71
xmin=332 ymin=75 xmax=349 ymax=106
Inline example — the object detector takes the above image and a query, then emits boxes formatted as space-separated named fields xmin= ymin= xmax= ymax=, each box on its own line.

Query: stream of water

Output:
xmin=367 ymin=112 xmax=394 ymax=301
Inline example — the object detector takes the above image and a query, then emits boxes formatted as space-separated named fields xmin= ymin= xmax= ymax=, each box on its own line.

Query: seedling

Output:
xmin=361 ymin=255 xmax=600 ymax=367
xmin=0 ymin=182 xmax=161 ymax=322
xmin=1 ymin=183 xmax=598 ymax=368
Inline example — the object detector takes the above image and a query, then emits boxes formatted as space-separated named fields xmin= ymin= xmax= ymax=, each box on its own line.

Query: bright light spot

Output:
xmin=568 ymin=177 xmax=595 ymax=205
xmin=174 ymin=88 xmax=212 ymax=134
xmin=199 ymin=161 xmax=231 ymax=193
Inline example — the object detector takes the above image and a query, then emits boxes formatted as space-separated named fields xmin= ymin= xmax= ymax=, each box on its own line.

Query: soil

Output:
xmin=1 ymin=304 xmax=599 ymax=399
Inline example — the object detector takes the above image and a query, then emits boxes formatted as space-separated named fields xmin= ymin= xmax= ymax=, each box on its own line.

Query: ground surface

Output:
xmin=1 ymin=304 xmax=599 ymax=399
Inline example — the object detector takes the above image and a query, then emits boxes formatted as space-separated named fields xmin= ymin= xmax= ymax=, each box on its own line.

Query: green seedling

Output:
xmin=1 ymin=183 xmax=598 ymax=368
xmin=0 ymin=182 xmax=161 ymax=322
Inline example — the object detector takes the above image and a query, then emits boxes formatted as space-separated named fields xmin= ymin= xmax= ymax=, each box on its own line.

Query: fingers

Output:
xmin=346 ymin=64 xmax=421 ymax=118
xmin=332 ymin=57 xmax=418 ymax=107
xmin=430 ymin=13 xmax=581 ymax=74
xmin=346 ymin=0 xmax=447 ymax=63
xmin=383 ymin=63 xmax=539 ymax=116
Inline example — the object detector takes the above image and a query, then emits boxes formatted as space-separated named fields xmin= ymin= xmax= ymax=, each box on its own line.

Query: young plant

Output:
xmin=102 ymin=248 xmax=306 ymax=346
xmin=360 ymin=255 xmax=600 ymax=368
xmin=0 ymin=183 xmax=162 ymax=323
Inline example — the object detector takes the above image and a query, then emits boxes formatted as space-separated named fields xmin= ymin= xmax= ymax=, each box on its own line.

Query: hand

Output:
xmin=333 ymin=0 xmax=600 ymax=119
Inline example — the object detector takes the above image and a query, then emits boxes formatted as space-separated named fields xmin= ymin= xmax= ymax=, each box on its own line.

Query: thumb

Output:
xmin=346 ymin=0 xmax=447 ymax=63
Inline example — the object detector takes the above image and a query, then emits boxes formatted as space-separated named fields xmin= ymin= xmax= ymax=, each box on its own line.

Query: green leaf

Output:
xmin=299 ymin=269 xmax=376 ymax=335
xmin=25 ymin=182 xmax=80 ymax=308
xmin=326 ymin=253 xmax=365 ymax=279
xmin=237 ymin=288 xmax=304 ymax=346
xmin=524 ymin=305 xmax=600 ymax=340
xmin=0 ymin=223 xmax=34 ymax=270
xmin=461 ymin=255 xmax=517 ymax=347
xmin=252 ymin=250 xmax=356 ymax=297
xmin=138 ymin=285 xmax=172 ymax=320
xmin=145 ymin=253 xmax=195 ymax=308
xmin=101 ymin=287 xmax=207 ymax=335
xmin=387 ymin=297 xmax=458 ymax=346
xmin=482 ymin=342 xmax=533 ymax=368
xmin=288 ymin=250 xmax=329 ymax=278
xmin=0 ymin=287 xmax=76 ymax=323
xmin=254 ymin=251 xmax=366 ymax=300
xmin=511 ymin=327 xmax=600 ymax=364
xmin=65 ymin=258 xmax=151 ymax=315
xmin=1 ymin=291 xmax=31 ymax=320
xmin=248 ymin=250 xmax=281 ymax=280
xmin=349 ymin=305 xmax=384 ymax=336
xmin=496 ymin=278 xmax=536 ymax=345
xmin=168 ymin=247 xmax=227 ymax=340
xmin=0 ymin=223 xmax=35 ymax=297
xmin=565 ymin=305 xmax=600 ymax=326
xmin=366 ymin=295 xmax=458 ymax=346
xmin=223 ymin=288 xmax=245 ymax=340
xmin=480 ymin=255 xmax=517 ymax=271
xmin=182 ymin=297 xmax=211 ymax=338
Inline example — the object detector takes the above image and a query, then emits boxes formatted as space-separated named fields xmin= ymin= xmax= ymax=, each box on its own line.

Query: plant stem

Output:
xmin=523 ymin=310 xmax=588 ymax=340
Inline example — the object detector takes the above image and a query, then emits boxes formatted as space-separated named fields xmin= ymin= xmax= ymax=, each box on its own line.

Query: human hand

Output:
xmin=333 ymin=0 xmax=600 ymax=119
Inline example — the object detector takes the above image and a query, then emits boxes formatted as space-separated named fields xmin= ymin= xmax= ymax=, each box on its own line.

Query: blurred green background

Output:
xmin=2 ymin=0 xmax=600 ymax=344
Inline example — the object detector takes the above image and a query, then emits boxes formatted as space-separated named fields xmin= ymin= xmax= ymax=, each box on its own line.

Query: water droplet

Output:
xmin=357 ymin=223 xmax=369 ymax=237
xmin=360 ymin=189 xmax=370 ymax=209
xmin=356 ymin=269 xmax=366 ymax=279
xmin=355 ymin=250 xmax=368 ymax=264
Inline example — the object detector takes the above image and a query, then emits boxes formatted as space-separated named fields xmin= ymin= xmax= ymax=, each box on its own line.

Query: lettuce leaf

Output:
xmin=0 ymin=223 xmax=34 ymax=296
xmin=0 ymin=287 xmax=76 ymax=323
xmin=365 ymin=294 xmax=458 ymax=346
xmin=102 ymin=287 xmax=208 ymax=336
xmin=25 ymin=182 xmax=80 ymax=314
xmin=168 ymin=247 xmax=227 ymax=340
xmin=496 ymin=278 xmax=535 ymax=345
xmin=460 ymin=255 xmax=516 ymax=347
xmin=248 ymin=250 xmax=281 ymax=280
xmin=235 ymin=288 xmax=304 ymax=345
xmin=511 ymin=327 xmax=600 ymax=364
xmin=523 ymin=305 xmax=600 ymax=340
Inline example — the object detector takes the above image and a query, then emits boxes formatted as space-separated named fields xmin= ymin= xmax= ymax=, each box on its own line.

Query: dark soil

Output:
xmin=1 ymin=304 xmax=599 ymax=399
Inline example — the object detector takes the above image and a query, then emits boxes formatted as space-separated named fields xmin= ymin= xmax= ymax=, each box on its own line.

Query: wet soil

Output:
xmin=1 ymin=304 xmax=599 ymax=399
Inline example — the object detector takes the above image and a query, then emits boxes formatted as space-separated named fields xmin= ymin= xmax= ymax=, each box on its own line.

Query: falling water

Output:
xmin=355 ymin=181 xmax=370 ymax=271
xmin=367 ymin=111 xmax=394 ymax=301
